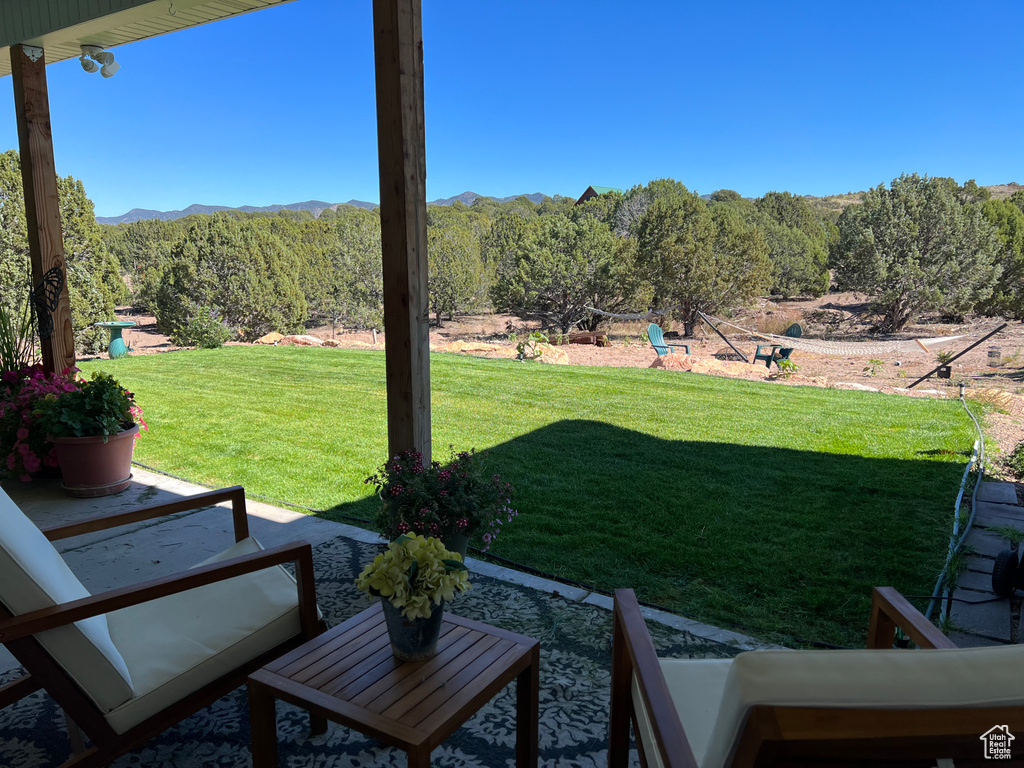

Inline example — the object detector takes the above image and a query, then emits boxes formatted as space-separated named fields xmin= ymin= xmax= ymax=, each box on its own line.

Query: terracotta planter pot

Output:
xmin=53 ymin=425 xmax=139 ymax=498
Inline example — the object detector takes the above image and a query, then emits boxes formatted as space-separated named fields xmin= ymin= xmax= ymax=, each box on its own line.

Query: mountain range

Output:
xmin=96 ymin=199 xmax=377 ymax=225
xmin=94 ymin=184 xmax=1021 ymax=226
xmin=95 ymin=191 xmax=554 ymax=225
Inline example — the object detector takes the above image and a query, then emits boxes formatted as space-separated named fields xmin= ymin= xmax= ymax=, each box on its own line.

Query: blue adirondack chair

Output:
xmin=647 ymin=323 xmax=690 ymax=356
xmin=753 ymin=323 xmax=802 ymax=368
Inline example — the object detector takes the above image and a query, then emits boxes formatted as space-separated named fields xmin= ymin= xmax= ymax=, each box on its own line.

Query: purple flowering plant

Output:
xmin=0 ymin=365 xmax=80 ymax=481
xmin=366 ymin=447 xmax=517 ymax=552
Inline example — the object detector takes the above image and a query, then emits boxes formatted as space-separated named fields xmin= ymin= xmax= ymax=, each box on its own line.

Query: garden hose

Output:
xmin=923 ymin=391 xmax=987 ymax=621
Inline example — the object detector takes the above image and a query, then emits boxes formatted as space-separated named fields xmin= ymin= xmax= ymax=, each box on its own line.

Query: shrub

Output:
xmin=1006 ymin=441 xmax=1024 ymax=480
xmin=169 ymin=301 xmax=232 ymax=348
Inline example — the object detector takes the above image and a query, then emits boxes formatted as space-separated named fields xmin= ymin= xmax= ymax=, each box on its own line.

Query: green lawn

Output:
xmin=81 ymin=347 xmax=975 ymax=646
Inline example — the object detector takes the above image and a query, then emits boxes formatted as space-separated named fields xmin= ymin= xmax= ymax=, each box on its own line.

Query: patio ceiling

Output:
xmin=0 ymin=0 xmax=299 ymax=78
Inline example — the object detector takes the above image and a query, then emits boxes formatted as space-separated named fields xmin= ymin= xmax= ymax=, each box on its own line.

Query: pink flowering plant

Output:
xmin=35 ymin=371 xmax=147 ymax=440
xmin=0 ymin=365 xmax=80 ymax=481
xmin=367 ymin=447 xmax=518 ymax=552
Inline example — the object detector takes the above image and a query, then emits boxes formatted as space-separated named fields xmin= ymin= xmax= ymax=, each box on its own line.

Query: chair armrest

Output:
xmin=755 ymin=344 xmax=780 ymax=355
xmin=668 ymin=343 xmax=691 ymax=354
xmin=610 ymin=589 xmax=698 ymax=768
xmin=867 ymin=587 xmax=956 ymax=649
xmin=41 ymin=485 xmax=250 ymax=543
xmin=0 ymin=541 xmax=320 ymax=643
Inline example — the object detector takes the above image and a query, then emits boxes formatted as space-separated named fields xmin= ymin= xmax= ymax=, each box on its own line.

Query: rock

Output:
xmin=442 ymin=340 xmax=504 ymax=353
xmin=692 ymin=358 xmax=770 ymax=380
xmin=535 ymin=343 xmax=569 ymax=364
xmin=279 ymin=334 xmax=323 ymax=347
xmin=254 ymin=331 xmax=285 ymax=345
xmin=649 ymin=355 xmax=771 ymax=381
xmin=650 ymin=354 xmax=694 ymax=372
xmin=322 ymin=339 xmax=342 ymax=347
xmin=774 ymin=374 xmax=829 ymax=388
xmin=834 ymin=382 xmax=879 ymax=392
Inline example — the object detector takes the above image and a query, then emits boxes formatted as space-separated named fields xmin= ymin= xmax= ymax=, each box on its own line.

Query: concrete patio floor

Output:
xmin=0 ymin=466 xmax=767 ymax=681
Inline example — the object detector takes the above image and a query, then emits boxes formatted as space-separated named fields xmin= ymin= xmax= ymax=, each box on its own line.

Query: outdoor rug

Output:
xmin=0 ymin=535 xmax=740 ymax=768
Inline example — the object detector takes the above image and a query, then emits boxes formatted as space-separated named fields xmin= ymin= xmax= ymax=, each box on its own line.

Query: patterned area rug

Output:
xmin=0 ymin=535 xmax=738 ymax=767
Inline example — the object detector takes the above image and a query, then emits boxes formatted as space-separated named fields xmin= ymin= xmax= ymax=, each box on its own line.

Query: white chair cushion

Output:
xmin=0 ymin=487 xmax=134 ymax=711
xmin=702 ymin=645 xmax=1024 ymax=767
xmin=104 ymin=536 xmax=306 ymax=734
xmin=632 ymin=658 xmax=732 ymax=768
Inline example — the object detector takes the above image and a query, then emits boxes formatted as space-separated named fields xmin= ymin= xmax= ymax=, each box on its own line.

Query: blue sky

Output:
xmin=1 ymin=0 xmax=1022 ymax=218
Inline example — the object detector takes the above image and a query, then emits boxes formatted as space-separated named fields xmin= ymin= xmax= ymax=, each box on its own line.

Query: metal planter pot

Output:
xmin=381 ymin=598 xmax=445 ymax=661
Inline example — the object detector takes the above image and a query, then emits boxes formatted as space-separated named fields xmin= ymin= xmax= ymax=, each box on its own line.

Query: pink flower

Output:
xmin=16 ymin=428 xmax=28 ymax=440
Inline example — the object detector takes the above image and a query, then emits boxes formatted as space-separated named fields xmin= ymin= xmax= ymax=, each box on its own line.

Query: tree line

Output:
xmin=1 ymin=147 xmax=1022 ymax=350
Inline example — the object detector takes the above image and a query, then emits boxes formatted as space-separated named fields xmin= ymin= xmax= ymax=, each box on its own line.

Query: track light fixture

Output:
xmin=79 ymin=45 xmax=119 ymax=78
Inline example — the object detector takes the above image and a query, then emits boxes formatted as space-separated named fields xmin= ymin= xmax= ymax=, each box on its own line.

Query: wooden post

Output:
xmin=373 ymin=0 xmax=430 ymax=463
xmin=11 ymin=44 xmax=75 ymax=375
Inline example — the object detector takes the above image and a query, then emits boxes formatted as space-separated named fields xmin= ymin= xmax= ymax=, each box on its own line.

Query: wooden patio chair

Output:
xmin=648 ymin=324 xmax=690 ymax=356
xmin=609 ymin=587 xmax=1024 ymax=767
xmin=0 ymin=484 xmax=325 ymax=768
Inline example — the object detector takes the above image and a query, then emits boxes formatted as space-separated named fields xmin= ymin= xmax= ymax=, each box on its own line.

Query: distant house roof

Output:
xmin=575 ymin=185 xmax=624 ymax=205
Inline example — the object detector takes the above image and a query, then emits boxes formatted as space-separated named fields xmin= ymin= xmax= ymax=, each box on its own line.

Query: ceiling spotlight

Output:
xmin=79 ymin=45 xmax=119 ymax=78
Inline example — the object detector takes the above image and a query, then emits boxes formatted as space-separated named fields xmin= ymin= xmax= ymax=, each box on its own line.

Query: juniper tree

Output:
xmin=832 ymin=174 xmax=1000 ymax=331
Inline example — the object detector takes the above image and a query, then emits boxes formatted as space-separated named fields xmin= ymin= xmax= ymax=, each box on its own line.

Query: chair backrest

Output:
xmin=0 ymin=487 xmax=135 ymax=712
xmin=775 ymin=323 xmax=802 ymax=360
xmin=705 ymin=644 xmax=1024 ymax=767
xmin=647 ymin=323 xmax=669 ymax=355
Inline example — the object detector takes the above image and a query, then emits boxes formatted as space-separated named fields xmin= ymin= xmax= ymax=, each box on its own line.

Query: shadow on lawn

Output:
xmin=325 ymin=419 xmax=965 ymax=645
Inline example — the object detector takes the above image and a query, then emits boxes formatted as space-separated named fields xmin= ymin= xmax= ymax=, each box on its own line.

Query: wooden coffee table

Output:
xmin=248 ymin=602 xmax=540 ymax=767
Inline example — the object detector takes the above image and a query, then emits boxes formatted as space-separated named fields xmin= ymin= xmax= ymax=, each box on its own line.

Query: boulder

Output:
xmin=279 ymin=334 xmax=324 ymax=347
xmin=649 ymin=354 xmax=694 ymax=372
xmin=442 ymin=340 xmax=504 ymax=353
xmin=650 ymin=354 xmax=771 ymax=381
xmin=535 ymin=343 xmax=569 ymax=365
xmin=834 ymin=382 xmax=879 ymax=392
xmin=254 ymin=331 xmax=285 ymax=345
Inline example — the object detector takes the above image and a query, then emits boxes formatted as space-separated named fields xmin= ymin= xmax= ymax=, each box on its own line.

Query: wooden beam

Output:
xmin=11 ymin=44 xmax=75 ymax=376
xmin=373 ymin=0 xmax=430 ymax=463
